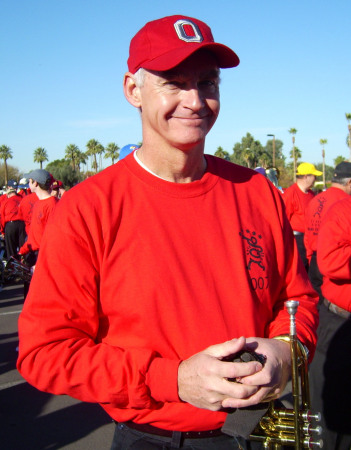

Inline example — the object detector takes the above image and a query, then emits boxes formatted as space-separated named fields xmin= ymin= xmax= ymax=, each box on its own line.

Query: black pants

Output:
xmin=307 ymin=252 xmax=323 ymax=306
xmin=4 ymin=220 xmax=26 ymax=259
xmin=110 ymin=423 xmax=263 ymax=450
xmin=309 ymin=303 xmax=351 ymax=449
xmin=294 ymin=234 xmax=308 ymax=272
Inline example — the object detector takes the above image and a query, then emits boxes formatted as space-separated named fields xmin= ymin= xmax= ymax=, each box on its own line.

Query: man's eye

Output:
xmin=165 ymin=81 xmax=182 ymax=88
xmin=199 ymin=80 xmax=217 ymax=88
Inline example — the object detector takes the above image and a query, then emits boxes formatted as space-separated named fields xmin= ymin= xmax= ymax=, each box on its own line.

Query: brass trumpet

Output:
xmin=249 ymin=300 xmax=323 ymax=449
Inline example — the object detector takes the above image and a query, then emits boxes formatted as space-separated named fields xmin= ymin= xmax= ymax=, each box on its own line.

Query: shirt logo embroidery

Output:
xmin=239 ymin=229 xmax=267 ymax=291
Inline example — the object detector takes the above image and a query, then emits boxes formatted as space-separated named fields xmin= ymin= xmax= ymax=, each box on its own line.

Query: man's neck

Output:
xmin=35 ymin=188 xmax=52 ymax=200
xmin=135 ymin=144 xmax=207 ymax=183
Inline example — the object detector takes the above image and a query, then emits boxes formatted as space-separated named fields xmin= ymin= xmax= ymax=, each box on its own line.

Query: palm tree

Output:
xmin=65 ymin=144 xmax=79 ymax=172
xmin=96 ymin=143 xmax=105 ymax=170
xmin=288 ymin=128 xmax=297 ymax=182
xmin=104 ymin=142 xmax=120 ymax=165
xmin=346 ymin=113 xmax=351 ymax=161
xmin=86 ymin=139 xmax=104 ymax=173
xmin=242 ymin=148 xmax=255 ymax=168
xmin=214 ymin=146 xmax=230 ymax=161
xmin=75 ymin=150 xmax=87 ymax=172
xmin=320 ymin=139 xmax=327 ymax=189
xmin=289 ymin=146 xmax=302 ymax=173
xmin=33 ymin=147 xmax=48 ymax=169
xmin=0 ymin=145 xmax=13 ymax=185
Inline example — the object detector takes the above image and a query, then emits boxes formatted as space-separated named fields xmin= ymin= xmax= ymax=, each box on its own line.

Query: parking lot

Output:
xmin=0 ymin=282 xmax=115 ymax=449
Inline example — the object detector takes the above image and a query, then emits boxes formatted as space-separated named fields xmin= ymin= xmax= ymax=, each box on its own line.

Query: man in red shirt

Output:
xmin=18 ymin=191 xmax=39 ymax=236
xmin=18 ymin=169 xmax=58 ymax=267
xmin=283 ymin=162 xmax=322 ymax=270
xmin=308 ymin=197 xmax=351 ymax=449
xmin=0 ymin=188 xmax=26 ymax=259
xmin=304 ymin=161 xmax=351 ymax=302
xmin=17 ymin=15 xmax=318 ymax=449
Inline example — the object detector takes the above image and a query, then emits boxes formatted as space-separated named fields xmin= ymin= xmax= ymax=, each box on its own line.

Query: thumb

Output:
xmin=205 ymin=336 xmax=246 ymax=359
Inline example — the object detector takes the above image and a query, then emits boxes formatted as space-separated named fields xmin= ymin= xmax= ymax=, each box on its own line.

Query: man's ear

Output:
xmin=123 ymin=72 xmax=142 ymax=108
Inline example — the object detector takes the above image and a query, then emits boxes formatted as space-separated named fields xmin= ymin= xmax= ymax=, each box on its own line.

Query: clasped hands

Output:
xmin=178 ymin=336 xmax=291 ymax=411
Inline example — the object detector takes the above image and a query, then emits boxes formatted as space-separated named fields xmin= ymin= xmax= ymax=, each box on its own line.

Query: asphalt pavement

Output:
xmin=0 ymin=281 xmax=115 ymax=450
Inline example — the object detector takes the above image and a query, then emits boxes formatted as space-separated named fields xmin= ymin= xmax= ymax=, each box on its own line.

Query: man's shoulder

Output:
xmin=327 ymin=195 xmax=351 ymax=216
xmin=206 ymin=155 xmax=259 ymax=182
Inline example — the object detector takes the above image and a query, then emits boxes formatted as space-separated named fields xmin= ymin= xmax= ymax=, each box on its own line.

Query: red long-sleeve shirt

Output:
xmin=18 ymin=192 xmax=39 ymax=235
xmin=17 ymin=155 xmax=318 ymax=431
xmin=317 ymin=196 xmax=351 ymax=311
xmin=19 ymin=196 xmax=58 ymax=254
xmin=282 ymin=183 xmax=315 ymax=232
xmin=304 ymin=187 xmax=348 ymax=260
xmin=0 ymin=195 xmax=22 ymax=232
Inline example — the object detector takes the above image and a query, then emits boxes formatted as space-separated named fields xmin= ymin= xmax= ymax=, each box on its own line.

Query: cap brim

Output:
xmin=139 ymin=42 xmax=239 ymax=72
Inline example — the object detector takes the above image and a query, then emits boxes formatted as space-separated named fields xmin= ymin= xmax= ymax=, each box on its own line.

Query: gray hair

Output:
xmin=134 ymin=68 xmax=146 ymax=88
xmin=332 ymin=176 xmax=351 ymax=185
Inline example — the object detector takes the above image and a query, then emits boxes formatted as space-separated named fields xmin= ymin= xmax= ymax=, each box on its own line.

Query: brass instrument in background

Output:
xmin=250 ymin=300 xmax=323 ymax=449
xmin=5 ymin=256 xmax=32 ymax=283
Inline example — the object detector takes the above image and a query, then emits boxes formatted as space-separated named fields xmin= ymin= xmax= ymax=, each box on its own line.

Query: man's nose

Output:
xmin=182 ymin=88 xmax=205 ymax=110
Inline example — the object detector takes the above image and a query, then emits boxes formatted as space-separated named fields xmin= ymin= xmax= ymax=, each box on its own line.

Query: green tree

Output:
xmin=231 ymin=133 xmax=264 ymax=167
xmin=45 ymin=159 xmax=83 ymax=188
xmin=242 ymin=147 xmax=256 ymax=168
xmin=0 ymin=145 xmax=13 ymax=185
xmin=288 ymin=128 xmax=297 ymax=182
xmin=214 ymin=146 xmax=230 ymax=161
xmin=334 ymin=155 xmax=347 ymax=166
xmin=33 ymin=147 xmax=48 ymax=169
xmin=65 ymin=144 xmax=79 ymax=172
xmin=104 ymin=142 xmax=120 ymax=165
xmin=86 ymin=139 xmax=103 ymax=173
xmin=320 ymin=139 xmax=327 ymax=189
xmin=346 ymin=113 xmax=351 ymax=161
xmin=289 ymin=146 xmax=302 ymax=165
xmin=75 ymin=149 xmax=87 ymax=172
xmin=265 ymin=138 xmax=285 ymax=166
xmin=97 ymin=143 xmax=105 ymax=170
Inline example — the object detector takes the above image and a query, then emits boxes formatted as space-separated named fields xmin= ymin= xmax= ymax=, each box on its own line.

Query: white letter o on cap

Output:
xmin=174 ymin=19 xmax=203 ymax=43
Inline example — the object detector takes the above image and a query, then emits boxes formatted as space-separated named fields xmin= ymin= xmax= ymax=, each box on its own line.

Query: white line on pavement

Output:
xmin=0 ymin=310 xmax=22 ymax=315
xmin=0 ymin=379 xmax=26 ymax=391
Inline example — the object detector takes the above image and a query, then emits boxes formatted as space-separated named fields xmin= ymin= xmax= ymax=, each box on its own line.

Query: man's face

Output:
xmin=138 ymin=51 xmax=220 ymax=151
xmin=28 ymin=179 xmax=35 ymax=192
xmin=305 ymin=175 xmax=316 ymax=189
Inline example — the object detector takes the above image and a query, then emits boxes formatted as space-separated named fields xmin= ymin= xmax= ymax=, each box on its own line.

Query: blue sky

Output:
xmin=2 ymin=0 xmax=350 ymax=173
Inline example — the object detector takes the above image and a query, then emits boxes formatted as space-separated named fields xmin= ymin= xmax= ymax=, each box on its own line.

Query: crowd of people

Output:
xmin=7 ymin=13 xmax=348 ymax=450
xmin=279 ymin=160 xmax=351 ymax=449
xmin=0 ymin=169 xmax=65 ymax=273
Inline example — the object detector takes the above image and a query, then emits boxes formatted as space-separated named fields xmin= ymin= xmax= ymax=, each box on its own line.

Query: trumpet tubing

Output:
xmin=249 ymin=300 xmax=323 ymax=449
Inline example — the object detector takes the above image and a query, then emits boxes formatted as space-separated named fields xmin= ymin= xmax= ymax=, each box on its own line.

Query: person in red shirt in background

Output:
xmin=50 ymin=180 xmax=66 ymax=199
xmin=308 ymin=196 xmax=351 ymax=449
xmin=18 ymin=190 xmax=39 ymax=236
xmin=18 ymin=169 xmax=58 ymax=268
xmin=304 ymin=161 xmax=351 ymax=304
xmin=0 ymin=187 xmax=26 ymax=259
xmin=282 ymin=162 xmax=322 ymax=270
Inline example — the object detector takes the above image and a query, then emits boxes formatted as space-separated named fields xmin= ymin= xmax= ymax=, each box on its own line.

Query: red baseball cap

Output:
xmin=51 ymin=180 xmax=63 ymax=189
xmin=127 ymin=15 xmax=240 ymax=74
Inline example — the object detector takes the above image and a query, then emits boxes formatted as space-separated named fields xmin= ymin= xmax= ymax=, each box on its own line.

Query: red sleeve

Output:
xmin=317 ymin=198 xmax=351 ymax=311
xmin=282 ymin=187 xmax=295 ymax=221
xmin=17 ymin=203 xmax=180 ymax=407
